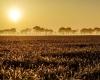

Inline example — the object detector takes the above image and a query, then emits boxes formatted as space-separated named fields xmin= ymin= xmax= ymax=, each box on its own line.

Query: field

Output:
xmin=0 ymin=36 xmax=100 ymax=80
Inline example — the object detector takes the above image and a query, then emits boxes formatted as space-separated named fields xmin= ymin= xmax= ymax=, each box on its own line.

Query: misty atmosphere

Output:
xmin=0 ymin=27 xmax=100 ymax=35
xmin=0 ymin=0 xmax=100 ymax=80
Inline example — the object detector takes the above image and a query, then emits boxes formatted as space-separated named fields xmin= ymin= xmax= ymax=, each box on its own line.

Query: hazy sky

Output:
xmin=0 ymin=0 xmax=100 ymax=30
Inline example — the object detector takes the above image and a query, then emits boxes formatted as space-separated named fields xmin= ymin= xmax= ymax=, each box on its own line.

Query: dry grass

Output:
xmin=0 ymin=36 xmax=100 ymax=80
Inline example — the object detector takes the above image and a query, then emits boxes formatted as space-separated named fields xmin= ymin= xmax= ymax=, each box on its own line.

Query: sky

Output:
xmin=0 ymin=0 xmax=100 ymax=31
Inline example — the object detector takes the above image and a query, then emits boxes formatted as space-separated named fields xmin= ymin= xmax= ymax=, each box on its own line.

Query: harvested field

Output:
xmin=0 ymin=36 xmax=100 ymax=80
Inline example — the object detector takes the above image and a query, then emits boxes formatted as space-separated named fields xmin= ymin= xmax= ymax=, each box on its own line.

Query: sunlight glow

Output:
xmin=8 ymin=8 xmax=21 ymax=22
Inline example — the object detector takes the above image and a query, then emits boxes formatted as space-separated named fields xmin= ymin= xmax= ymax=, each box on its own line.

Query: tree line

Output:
xmin=0 ymin=26 xmax=100 ymax=35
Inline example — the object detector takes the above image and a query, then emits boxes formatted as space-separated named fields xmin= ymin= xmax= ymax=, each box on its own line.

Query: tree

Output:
xmin=33 ymin=26 xmax=54 ymax=35
xmin=0 ymin=28 xmax=16 ymax=34
xmin=58 ymin=27 xmax=75 ymax=35
xmin=58 ymin=27 xmax=68 ymax=35
xmin=71 ymin=30 xmax=77 ymax=34
xmin=45 ymin=29 xmax=53 ymax=35
xmin=33 ymin=26 xmax=45 ymax=35
xmin=21 ymin=28 xmax=31 ymax=34
xmin=65 ymin=27 xmax=72 ymax=34
xmin=80 ymin=28 xmax=94 ymax=34
xmin=33 ymin=26 xmax=44 ymax=32
xmin=94 ymin=27 xmax=100 ymax=34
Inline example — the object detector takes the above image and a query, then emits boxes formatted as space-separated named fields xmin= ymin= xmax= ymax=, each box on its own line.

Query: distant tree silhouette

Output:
xmin=33 ymin=26 xmax=53 ymax=35
xmin=21 ymin=28 xmax=31 ymax=34
xmin=94 ymin=27 xmax=100 ymax=33
xmin=58 ymin=27 xmax=66 ymax=35
xmin=33 ymin=26 xmax=45 ymax=35
xmin=0 ymin=28 xmax=16 ymax=34
xmin=58 ymin=27 xmax=77 ymax=35
xmin=33 ymin=26 xmax=44 ymax=32
xmin=71 ymin=30 xmax=77 ymax=34
xmin=80 ymin=28 xmax=94 ymax=34
xmin=9 ymin=28 xmax=16 ymax=33
xmin=65 ymin=27 xmax=72 ymax=34
xmin=45 ymin=29 xmax=53 ymax=35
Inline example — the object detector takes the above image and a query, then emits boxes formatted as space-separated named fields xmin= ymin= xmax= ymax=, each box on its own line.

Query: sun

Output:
xmin=8 ymin=8 xmax=21 ymax=22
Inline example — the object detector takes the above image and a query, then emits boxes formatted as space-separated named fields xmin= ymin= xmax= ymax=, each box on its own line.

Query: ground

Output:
xmin=0 ymin=36 xmax=100 ymax=80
